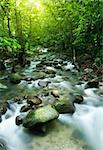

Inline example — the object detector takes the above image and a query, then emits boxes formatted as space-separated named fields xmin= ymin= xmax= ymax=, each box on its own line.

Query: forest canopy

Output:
xmin=0 ymin=0 xmax=103 ymax=62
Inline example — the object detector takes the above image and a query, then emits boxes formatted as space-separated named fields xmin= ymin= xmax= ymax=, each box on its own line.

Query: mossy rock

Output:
xmin=9 ymin=73 xmax=22 ymax=84
xmin=54 ymin=98 xmax=75 ymax=114
xmin=23 ymin=105 xmax=59 ymax=128
xmin=32 ymin=72 xmax=46 ymax=80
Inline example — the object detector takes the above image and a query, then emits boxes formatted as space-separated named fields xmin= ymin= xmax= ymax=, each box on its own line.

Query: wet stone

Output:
xmin=20 ymin=105 xmax=31 ymax=113
xmin=73 ymin=95 xmax=84 ymax=104
xmin=9 ymin=73 xmax=22 ymax=84
xmin=51 ymin=90 xmax=60 ymax=98
xmin=0 ymin=103 xmax=7 ymax=115
xmin=27 ymin=96 xmax=42 ymax=106
xmin=54 ymin=101 xmax=75 ymax=114
xmin=38 ymin=80 xmax=50 ymax=88
xmin=23 ymin=105 xmax=59 ymax=128
xmin=15 ymin=115 xmax=23 ymax=126
xmin=85 ymin=80 xmax=99 ymax=89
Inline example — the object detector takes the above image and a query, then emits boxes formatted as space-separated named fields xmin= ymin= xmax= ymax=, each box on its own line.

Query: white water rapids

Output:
xmin=0 ymin=60 xmax=103 ymax=150
xmin=0 ymin=86 xmax=102 ymax=150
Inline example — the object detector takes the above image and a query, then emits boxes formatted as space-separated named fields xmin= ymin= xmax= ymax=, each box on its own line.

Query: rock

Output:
xmin=27 ymin=96 xmax=42 ymax=106
xmin=55 ymin=64 xmax=62 ymax=70
xmin=73 ymin=95 xmax=84 ymax=104
xmin=54 ymin=100 xmax=75 ymax=114
xmin=0 ymin=103 xmax=7 ymax=115
xmin=45 ymin=67 xmax=56 ymax=74
xmin=38 ymin=80 xmax=50 ymax=88
xmin=23 ymin=77 xmax=33 ymax=81
xmin=51 ymin=90 xmax=60 ymax=98
xmin=32 ymin=72 xmax=46 ymax=80
xmin=15 ymin=116 xmax=23 ymax=125
xmin=9 ymin=73 xmax=22 ymax=84
xmin=85 ymin=80 xmax=99 ymax=88
xmin=46 ymin=74 xmax=55 ymax=78
xmin=0 ymin=60 xmax=6 ymax=71
xmin=36 ymin=63 xmax=44 ymax=69
xmin=23 ymin=105 xmax=59 ymax=128
xmin=20 ymin=105 xmax=31 ymax=112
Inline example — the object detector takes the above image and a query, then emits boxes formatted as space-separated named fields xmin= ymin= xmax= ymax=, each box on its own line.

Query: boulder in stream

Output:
xmin=85 ymin=80 xmax=99 ymax=88
xmin=73 ymin=94 xmax=84 ymax=104
xmin=51 ymin=90 xmax=60 ymax=98
xmin=23 ymin=105 xmax=59 ymax=128
xmin=45 ymin=67 xmax=56 ymax=74
xmin=38 ymin=80 xmax=50 ymax=88
xmin=27 ymin=96 xmax=42 ymax=106
xmin=32 ymin=72 xmax=47 ymax=80
xmin=54 ymin=100 xmax=75 ymax=114
xmin=9 ymin=73 xmax=22 ymax=84
xmin=15 ymin=115 xmax=23 ymax=125
xmin=0 ymin=103 xmax=7 ymax=115
xmin=20 ymin=105 xmax=31 ymax=113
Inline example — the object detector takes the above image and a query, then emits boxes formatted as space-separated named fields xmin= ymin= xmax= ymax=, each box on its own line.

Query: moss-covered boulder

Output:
xmin=23 ymin=105 xmax=59 ymax=128
xmin=9 ymin=73 xmax=22 ymax=84
xmin=32 ymin=72 xmax=46 ymax=80
xmin=54 ymin=100 xmax=75 ymax=114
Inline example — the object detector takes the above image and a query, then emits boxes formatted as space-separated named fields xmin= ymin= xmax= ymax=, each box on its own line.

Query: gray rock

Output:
xmin=23 ymin=105 xmax=59 ymax=128
xmin=38 ymin=80 xmax=50 ymax=87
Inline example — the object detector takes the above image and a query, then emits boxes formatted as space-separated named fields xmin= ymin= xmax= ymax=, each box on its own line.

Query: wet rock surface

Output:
xmin=9 ymin=73 xmax=22 ymax=84
xmin=15 ymin=115 xmax=23 ymax=125
xmin=0 ymin=103 xmax=7 ymax=115
xmin=54 ymin=100 xmax=75 ymax=114
xmin=85 ymin=80 xmax=99 ymax=89
xmin=73 ymin=94 xmax=84 ymax=104
xmin=27 ymin=96 xmax=42 ymax=106
xmin=20 ymin=105 xmax=31 ymax=112
xmin=23 ymin=105 xmax=59 ymax=128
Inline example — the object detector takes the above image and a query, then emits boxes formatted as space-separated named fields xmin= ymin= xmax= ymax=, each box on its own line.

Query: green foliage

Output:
xmin=0 ymin=0 xmax=102 ymax=61
xmin=0 ymin=37 xmax=21 ymax=52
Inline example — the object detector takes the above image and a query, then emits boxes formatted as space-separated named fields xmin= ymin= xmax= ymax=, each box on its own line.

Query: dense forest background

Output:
xmin=0 ymin=0 xmax=103 ymax=66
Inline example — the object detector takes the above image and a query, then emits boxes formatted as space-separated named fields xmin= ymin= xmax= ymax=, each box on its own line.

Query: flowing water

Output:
xmin=0 ymin=55 xmax=103 ymax=150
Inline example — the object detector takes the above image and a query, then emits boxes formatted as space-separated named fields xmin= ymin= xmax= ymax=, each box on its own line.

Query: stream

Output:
xmin=0 ymin=52 xmax=103 ymax=150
